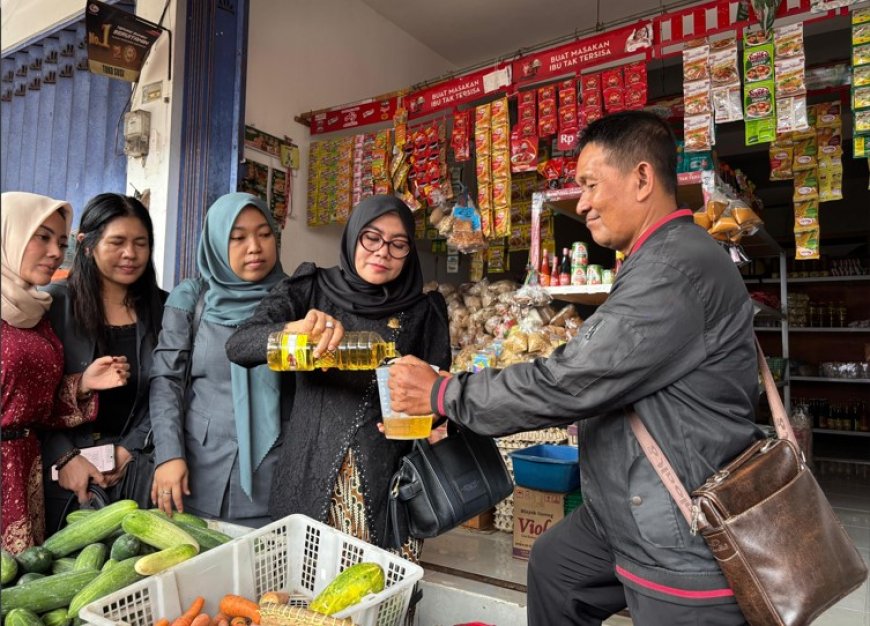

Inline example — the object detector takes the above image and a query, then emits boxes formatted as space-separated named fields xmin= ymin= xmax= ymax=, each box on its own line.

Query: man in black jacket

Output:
xmin=389 ymin=111 xmax=759 ymax=625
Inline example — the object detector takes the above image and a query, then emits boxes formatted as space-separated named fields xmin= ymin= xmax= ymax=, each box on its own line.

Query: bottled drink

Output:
xmin=551 ymin=253 xmax=559 ymax=285
xmin=540 ymin=250 xmax=551 ymax=286
xmin=790 ymin=403 xmax=812 ymax=465
xmin=266 ymin=331 xmax=397 ymax=371
xmin=559 ymin=248 xmax=571 ymax=286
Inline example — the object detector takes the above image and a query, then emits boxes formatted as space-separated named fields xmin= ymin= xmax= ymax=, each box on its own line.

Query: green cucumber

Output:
xmin=308 ymin=562 xmax=385 ymax=616
xmin=148 ymin=509 xmax=209 ymax=529
xmin=1 ymin=550 xmax=18 ymax=585
xmin=108 ymin=534 xmax=141 ymax=562
xmin=4 ymin=608 xmax=44 ymax=626
xmin=39 ymin=609 xmax=70 ymax=626
xmin=0 ymin=569 xmax=99 ymax=616
xmin=134 ymin=544 xmax=198 ymax=576
xmin=67 ymin=557 xmax=143 ymax=619
xmin=172 ymin=522 xmax=232 ymax=551
xmin=16 ymin=547 xmax=53 ymax=575
xmin=50 ymin=559 xmax=76 ymax=575
xmin=43 ymin=501 xmax=139 ymax=558
xmin=100 ymin=559 xmax=117 ymax=573
xmin=64 ymin=510 xmax=95 ymax=525
xmin=73 ymin=545 xmax=106 ymax=572
xmin=121 ymin=511 xmax=197 ymax=551
xmin=15 ymin=573 xmax=45 ymax=585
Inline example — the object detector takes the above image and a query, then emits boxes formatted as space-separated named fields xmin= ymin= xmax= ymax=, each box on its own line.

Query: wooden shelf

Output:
xmin=791 ymin=377 xmax=870 ymax=384
xmin=754 ymin=327 xmax=870 ymax=333
xmin=813 ymin=429 xmax=870 ymax=438
xmin=545 ymin=284 xmax=611 ymax=305
xmin=744 ymin=275 xmax=870 ymax=284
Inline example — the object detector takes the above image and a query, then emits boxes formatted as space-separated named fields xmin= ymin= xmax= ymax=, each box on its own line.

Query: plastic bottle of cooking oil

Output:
xmin=266 ymin=330 xmax=397 ymax=371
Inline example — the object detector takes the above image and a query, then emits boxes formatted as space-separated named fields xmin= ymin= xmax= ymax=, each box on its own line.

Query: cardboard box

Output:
xmin=512 ymin=486 xmax=566 ymax=560
xmin=461 ymin=508 xmax=494 ymax=530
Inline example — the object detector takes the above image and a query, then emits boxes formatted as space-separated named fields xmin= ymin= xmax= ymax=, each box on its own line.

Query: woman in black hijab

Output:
xmin=227 ymin=195 xmax=451 ymax=559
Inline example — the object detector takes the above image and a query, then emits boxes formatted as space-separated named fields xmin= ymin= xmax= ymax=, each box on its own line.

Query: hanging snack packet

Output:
xmin=487 ymin=242 xmax=507 ymax=274
xmin=685 ymin=114 xmax=714 ymax=153
xmin=793 ymin=168 xmax=819 ymax=203
xmin=795 ymin=227 xmax=820 ymax=260
xmin=769 ymin=144 xmax=794 ymax=180
xmin=451 ymin=109 xmax=471 ymax=162
xmin=792 ymin=134 xmax=817 ymax=171
xmin=794 ymin=199 xmax=819 ymax=230
xmin=774 ymin=24 xmax=804 ymax=59
xmin=816 ymin=125 xmax=843 ymax=158
xmin=683 ymin=45 xmax=710 ymax=82
xmin=684 ymin=80 xmax=713 ymax=116
xmin=818 ymin=156 xmax=843 ymax=203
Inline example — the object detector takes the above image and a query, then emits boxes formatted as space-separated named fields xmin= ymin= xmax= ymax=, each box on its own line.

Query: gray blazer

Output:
xmin=149 ymin=303 xmax=292 ymax=521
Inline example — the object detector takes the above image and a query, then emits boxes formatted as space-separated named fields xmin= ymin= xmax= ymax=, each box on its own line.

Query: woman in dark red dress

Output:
xmin=1 ymin=192 xmax=130 ymax=553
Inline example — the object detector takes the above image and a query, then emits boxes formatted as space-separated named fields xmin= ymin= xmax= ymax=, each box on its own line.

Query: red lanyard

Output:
xmin=629 ymin=209 xmax=693 ymax=256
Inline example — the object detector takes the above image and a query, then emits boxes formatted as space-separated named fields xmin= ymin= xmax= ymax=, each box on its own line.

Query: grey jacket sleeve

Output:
xmin=440 ymin=260 xmax=709 ymax=436
xmin=149 ymin=306 xmax=193 ymax=466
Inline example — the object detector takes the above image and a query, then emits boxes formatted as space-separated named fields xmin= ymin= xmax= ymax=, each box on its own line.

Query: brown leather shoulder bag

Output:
xmin=629 ymin=340 xmax=867 ymax=626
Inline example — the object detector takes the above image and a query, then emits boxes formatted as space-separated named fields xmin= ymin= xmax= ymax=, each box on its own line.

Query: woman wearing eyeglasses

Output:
xmin=227 ymin=195 xmax=450 ymax=560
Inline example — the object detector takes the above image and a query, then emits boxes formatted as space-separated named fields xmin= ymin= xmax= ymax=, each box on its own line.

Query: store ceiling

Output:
xmin=359 ymin=0 xmax=695 ymax=68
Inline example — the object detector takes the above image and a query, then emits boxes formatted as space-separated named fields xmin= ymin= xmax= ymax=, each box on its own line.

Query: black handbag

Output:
xmin=385 ymin=425 xmax=514 ymax=548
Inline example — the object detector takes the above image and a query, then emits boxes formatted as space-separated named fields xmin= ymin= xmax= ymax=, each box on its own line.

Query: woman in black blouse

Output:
xmin=227 ymin=195 xmax=451 ymax=558
xmin=42 ymin=193 xmax=166 ymax=531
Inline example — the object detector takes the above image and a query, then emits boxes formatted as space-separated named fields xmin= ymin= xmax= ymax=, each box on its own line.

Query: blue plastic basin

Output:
xmin=510 ymin=444 xmax=580 ymax=493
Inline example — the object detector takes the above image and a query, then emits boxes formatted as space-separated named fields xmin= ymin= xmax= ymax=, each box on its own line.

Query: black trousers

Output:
xmin=527 ymin=505 xmax=748 ymax=626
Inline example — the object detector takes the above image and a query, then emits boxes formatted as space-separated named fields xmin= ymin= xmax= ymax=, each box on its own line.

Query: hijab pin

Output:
xmin=387 ymin=317 xmax=401 ymax=330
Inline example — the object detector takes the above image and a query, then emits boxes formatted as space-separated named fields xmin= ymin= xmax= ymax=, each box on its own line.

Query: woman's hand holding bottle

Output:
xmin=283 ymin=309 xmax=345 ymax=358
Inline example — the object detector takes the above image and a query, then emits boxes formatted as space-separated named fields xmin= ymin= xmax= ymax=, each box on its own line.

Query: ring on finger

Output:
xmin=325 ymin=320 xmax=335 ymax=329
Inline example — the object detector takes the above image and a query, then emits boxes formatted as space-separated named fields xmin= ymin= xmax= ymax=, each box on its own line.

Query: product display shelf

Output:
xmin=745 ymin=275 xmax=870 ymax=285
xmin=813 ymin=429 xmax=870 ymax=438
xmin=545 ymin=284 xmax=611 ymax=305
xmin=791 ymin=377 xmax=870 ymax=384
xmin=754 ymin=327 xmax=870 ymax=333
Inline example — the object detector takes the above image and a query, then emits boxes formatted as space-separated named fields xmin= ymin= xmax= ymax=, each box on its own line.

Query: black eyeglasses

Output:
xmin=358 ymin=231 xmax=412 ymax=258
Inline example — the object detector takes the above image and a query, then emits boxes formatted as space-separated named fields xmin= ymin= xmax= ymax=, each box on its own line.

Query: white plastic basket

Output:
xmin=79 ymin=514 xmax=423 ymax=626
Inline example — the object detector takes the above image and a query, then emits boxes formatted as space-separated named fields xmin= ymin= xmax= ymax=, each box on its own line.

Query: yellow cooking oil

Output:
xmin=266 ymin=330 xmax=397 ymax=371
xmin=382 ymin=414 xmax=434 ymax=440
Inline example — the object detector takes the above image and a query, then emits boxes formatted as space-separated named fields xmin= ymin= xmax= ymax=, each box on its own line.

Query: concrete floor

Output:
xmin=416 ymin=470 xmax=870 ymax=625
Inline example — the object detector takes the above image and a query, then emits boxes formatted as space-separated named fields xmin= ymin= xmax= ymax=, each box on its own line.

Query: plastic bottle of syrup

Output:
xmin=266 ymin=330 xmax=397 ymax=371
xmin=539 ymin=250 xmax=551 ymax=286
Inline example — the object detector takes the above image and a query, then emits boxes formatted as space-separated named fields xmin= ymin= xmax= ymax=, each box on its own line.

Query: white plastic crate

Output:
xmin=80 ymin=514 xmax=423 ymax=626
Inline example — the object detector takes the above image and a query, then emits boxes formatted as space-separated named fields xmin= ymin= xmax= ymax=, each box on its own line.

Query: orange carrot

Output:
xmin=155 ymin=619 xmax=170 ymax=626
xmin=171 ymin=597 xmax=206 ymax=626
xmin=219 ymin=595 xmax=260 ymax=625
xmin=190 ymin=614 xmax=211 ymax=626
xmin=229 ymin=617 xmax=247 ymax=626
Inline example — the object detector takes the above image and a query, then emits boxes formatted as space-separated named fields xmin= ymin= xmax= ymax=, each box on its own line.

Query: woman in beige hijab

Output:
xmin=1 ymin=192 xmax=130 ymax=553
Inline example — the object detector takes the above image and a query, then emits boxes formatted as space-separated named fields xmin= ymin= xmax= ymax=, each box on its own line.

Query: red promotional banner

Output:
xmin=406 ymin=66 xmax=507 ymax=119
xmin=310 ymin=98 xmax=396 ymax=135
xmin=512 ymin=22 xmax=653 ymax=84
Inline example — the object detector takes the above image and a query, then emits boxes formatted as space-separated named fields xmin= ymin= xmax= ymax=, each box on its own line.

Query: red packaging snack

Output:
xmin=603 ymin=87 xmax=625 ymax=111
xmin=492 ymin=179 xmax=510 ymax=208
xmin=583 ymin=89 xmax=602 ymax=107
xmin=538 ymin=85 xmax=556 ymax=103
xmin=624 ymin=62 xmax=647 ymax=87
xmin=539 ymin=115 xmax=558 ymax=138
xmin=518 ymin=119 xmax=536 ymax=137
xmin=559 ymin=104 xmax=578 ymax=128
xmin=581 ymin=73 xmax=601 ymax=92
xmin=519 ymin=90 xmax=536 ymax=106
xmin=511 ymin=130 xmax=538 ymax=173
xmin=583 ymin=106 xmax=604 ymax=124
xmin=560 ymin=88 xmax=577 ymax=107
xmin=625 ymin=85 xmax=647 ymax=110
xmin=602 ymin=67 xmax=624 ymax=89
xmin=539 ymin=100 xmax=556 ymax=118
xmin=519 ymin=102 xmax=537 ymax=121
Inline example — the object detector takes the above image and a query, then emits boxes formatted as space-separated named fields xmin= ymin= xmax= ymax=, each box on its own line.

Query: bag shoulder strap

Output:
xmin=628 ymin=336 xmax=797 ymax=531
xmin=183 ymin=283 xmax=208 ymax=390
